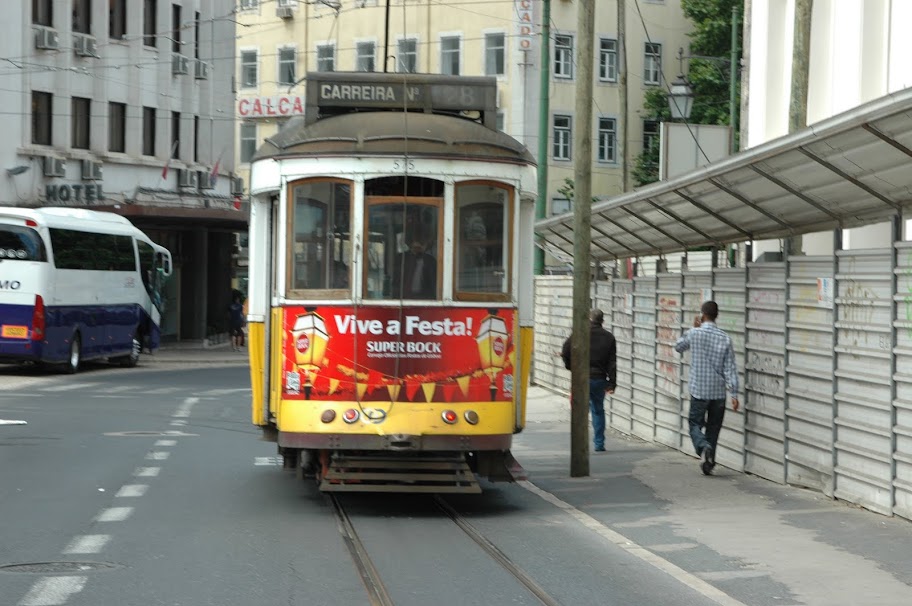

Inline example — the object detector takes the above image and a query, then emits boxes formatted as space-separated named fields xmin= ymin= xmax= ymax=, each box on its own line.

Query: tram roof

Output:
xmin=253 ymin=111 xmax=536 ymax=166
xmin=536 ymin=87 xmax=912 ymax=262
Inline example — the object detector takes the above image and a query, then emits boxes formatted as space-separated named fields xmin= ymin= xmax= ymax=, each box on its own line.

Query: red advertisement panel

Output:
xmin=281 ymin=306 xmax=516 ymax=403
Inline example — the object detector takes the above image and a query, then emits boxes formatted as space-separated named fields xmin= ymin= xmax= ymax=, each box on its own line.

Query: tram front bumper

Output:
xmin=277 ymin=431 xmax=513 ymax=451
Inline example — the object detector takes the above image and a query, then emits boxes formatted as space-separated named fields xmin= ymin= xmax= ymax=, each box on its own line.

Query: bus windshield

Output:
xmin=138 ymin=240 xmax=167 ymax=314
xmin=0 ymin=225 xmax=47 ymax=262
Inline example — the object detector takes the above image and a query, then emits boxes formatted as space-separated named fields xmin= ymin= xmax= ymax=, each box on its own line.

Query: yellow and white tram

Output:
xmin=246 ymin=72 xmax=537 ymax=492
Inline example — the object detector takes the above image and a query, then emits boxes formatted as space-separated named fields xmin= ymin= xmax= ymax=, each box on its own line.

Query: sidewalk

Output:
xmin=516 ymin=384 xmax=912 ymax=606
xmin=141 ymin=341 xmax=250 ymax=366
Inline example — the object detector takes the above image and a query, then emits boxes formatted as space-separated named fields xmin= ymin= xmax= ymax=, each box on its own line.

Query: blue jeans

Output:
xmin=688 ymin=397 xmax=725 ymax=455
xmin=589 ymin=378 xmax=608 ymax=449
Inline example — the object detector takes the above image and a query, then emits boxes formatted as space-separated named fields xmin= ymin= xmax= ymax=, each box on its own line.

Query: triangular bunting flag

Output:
xmin=386 ymin=383 xmax=401 ymax=402
xmin=456 ymin=375 xmax=471 ymax=397
xmin=441 ymin=383 xmax=457 ymax=402
xmin=328 ymin=378 xmax=340 ymax=395
xmin=422 ymin=382 xmax=437 ymax=402
xmin=405 ymin=381 xmax=421 ymax=401
xmin=356 ymin=383 xmax=369 ymax=400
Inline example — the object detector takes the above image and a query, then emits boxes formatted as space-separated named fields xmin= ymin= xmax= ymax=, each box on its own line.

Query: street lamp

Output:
xmin=668 ymin=73 xmax=694 ymax=121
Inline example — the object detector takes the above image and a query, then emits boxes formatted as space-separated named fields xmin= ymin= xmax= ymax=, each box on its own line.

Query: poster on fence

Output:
xmin=816 ymin=277 xmax=834 ymax=309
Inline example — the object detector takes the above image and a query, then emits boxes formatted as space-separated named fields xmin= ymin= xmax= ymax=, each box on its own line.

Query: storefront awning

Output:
xmin=535 ymin=88 xmax=912 ymax=261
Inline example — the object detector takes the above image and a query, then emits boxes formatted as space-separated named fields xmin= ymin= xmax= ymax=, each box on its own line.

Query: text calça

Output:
xmin=333 ymin=315 xmax=474 ymax=336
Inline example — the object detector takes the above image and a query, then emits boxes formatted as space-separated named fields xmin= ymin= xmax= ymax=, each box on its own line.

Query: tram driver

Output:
xmin=391 ymin=232 xmax=437 ymax=299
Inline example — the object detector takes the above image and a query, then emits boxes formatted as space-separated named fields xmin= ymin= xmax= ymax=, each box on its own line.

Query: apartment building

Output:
xmin=3 ymin=0 xmax=241 ymax=342
xmin=233 ymin=0 xmax=692 ymax=231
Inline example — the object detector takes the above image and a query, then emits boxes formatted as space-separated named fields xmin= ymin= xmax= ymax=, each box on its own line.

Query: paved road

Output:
xmin=1 ymin=356 xmax=911 ymax=605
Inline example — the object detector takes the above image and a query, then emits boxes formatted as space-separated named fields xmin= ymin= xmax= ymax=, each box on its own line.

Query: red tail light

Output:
xmin=441 ymin=410 xmax=458 ymax=424
xmin=25 ymin=219 xmax=38 ymax=227
xmin=343 ymin=409 xmax=360 ymax=424
xmin=31 ymin=295 xmax=45 ymax=341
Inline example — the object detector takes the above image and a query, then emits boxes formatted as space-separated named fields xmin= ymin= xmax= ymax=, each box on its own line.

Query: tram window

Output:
xmin=288 ymin=181 xmax=352 ymax=296
xmin=455 ymin=184 xmax=511 ymax=299
xmin=365 ymin=202 xmax=441 ymax=300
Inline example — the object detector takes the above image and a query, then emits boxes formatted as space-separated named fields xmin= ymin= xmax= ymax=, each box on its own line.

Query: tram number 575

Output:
xmin=392 ymin=159 xmax=416 ymax=171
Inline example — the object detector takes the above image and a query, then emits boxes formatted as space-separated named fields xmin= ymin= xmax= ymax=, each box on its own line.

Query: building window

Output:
xmin=143 ymin=107 xmax=156 ymax=156
xmin=109 ymin=102 xmax=126 ymax=153
xmin=193 ymin=12 xmax=200 ymax=59
xmin=193 ymin=115 xmax=199 ymax=162
xmin=240 ymin=50 xmax=257 ymax=87
xmin=73 ymin=0 xmax=91 ymax=34
xmin=643 ymin=120 xmax=660 ymax=153
xmin=144 ymin=0 xmax=157 ymax=48
xmin=554 ymin=35 xmax=573 ymax=79
xmin=485 ymin=33 xmax=505 ymax=76
xmin=599 ymin=38 xmax=617 ymax=82
xmin=171 ymin=4 xmax=181 ymax=52
xmin=552 ymin=114 xmax=571 ymax=160
xmin=32 ymin=0 xmax=53 ymax=26
xmin=72 ymin=97 xmax=91 ymax=150
xmin=356 ymin=42 xmax=375 ymax=72
xmin=644 ymin=42 xmax=661 ymax=85
xmin=109 ymin=0 xmax=127 ymax=40
xmin=317 ymin=44 xmax=335 ymax=72
xmin=240 ymin=123 xmax=257 ymax=164
xmin=551 ymin=198 xmax=571 ymax=216
xmin=597 ymin=117 xmax=617 ymax=162
xmin=238 ymin=0 xmax=258 ymax=9
xmin=278 ymin=47 xmax=296 ymax=85
xmin=496 ymin=112 xmax=505 ymax=132
xmin=31 ymin=91 xmax=53 ymax=145
xmin=440 ymin=36 xmax=460 ymax=76
xmin=171 ymin=111 xmax=180 ymax=159
xmin=397 ymin=38 xmax=417 ymax=73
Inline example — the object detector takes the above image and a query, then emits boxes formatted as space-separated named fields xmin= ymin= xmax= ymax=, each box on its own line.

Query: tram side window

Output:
xmin=0 ymin=225 xmax=47 ymax=261
xmin=50 ymin=229 xmax=135 ymax=271
xmin=290 ymin=181 xmax=352 ymax=294
xmin=455 ymin=184 xmax=510 ymax=299
xmin=366 ymin=203 xmax=440 ymax=300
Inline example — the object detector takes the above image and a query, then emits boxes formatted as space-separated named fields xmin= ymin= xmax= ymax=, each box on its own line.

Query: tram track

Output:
xmin=327 ymin=493 xmax=564 ymax=606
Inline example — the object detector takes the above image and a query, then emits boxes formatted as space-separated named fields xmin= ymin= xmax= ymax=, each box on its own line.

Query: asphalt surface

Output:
xmin=1 ymin=346 xmax=911 ymax=606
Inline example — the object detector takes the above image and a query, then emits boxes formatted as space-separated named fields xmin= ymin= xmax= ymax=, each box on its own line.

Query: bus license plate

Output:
xmin=1 ymin=325 xmax=28 ymax=339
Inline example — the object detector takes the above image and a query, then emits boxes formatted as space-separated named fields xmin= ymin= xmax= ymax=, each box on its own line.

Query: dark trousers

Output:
xmin=688 ymin=397 xmax=725 ymax=456
xmin=589 ymin=378 xmax=608 ymax=449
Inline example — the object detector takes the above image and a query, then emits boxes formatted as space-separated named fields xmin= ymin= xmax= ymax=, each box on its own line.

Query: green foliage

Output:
xmin=557 ymin=177 xmax=598 ymax=206
xmin=632 ymin=0 xmax=742 ymax=187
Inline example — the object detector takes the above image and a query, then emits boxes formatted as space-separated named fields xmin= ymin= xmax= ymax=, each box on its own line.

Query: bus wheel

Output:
xmin=65 ymin=334 xmax=81 ymax=374
xmin=116 ymin=331 xmax=141 ymax=368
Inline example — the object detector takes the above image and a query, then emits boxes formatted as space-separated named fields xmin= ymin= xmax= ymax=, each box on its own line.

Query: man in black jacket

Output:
xmin=561 ymin=309 xmax=617 ymax=452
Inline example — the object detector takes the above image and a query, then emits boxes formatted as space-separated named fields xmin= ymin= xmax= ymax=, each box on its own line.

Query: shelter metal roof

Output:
xmin=535 ymin=88 xmax=912 ymax=261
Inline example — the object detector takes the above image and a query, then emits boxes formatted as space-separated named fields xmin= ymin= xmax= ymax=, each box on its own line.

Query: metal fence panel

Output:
xmin=610 ymin=279 xmax=634 ymax=434
xmin=655 ymin=273 xmax=684 ymax=449
xmin=631 ymin=276 xmax=658 ymax=440
xmin=713 ymin=268 xmax=747 ymax=472
xmin=745 ymin=261 xmax=787 ymax=483
xmin=532 ymin=276 xmax=573 ymax=393
xmin=894 ymin=242 xmax=912 ymax=521
xmin=834 ymin=249 xmax=894 ymax=515
xmin=785 ymin=256 xmax=836 ymax=493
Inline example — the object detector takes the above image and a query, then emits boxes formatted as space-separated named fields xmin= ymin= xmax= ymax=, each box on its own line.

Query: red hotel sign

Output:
xmin=237 ymin=95 xmax=305 ymax=119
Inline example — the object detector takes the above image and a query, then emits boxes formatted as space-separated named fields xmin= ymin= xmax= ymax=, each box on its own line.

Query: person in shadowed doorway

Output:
xmin=674 ymin=300 xmax=740 ymax=475
xmin=228 ymin=293 xmax=245 ymax=351
xmin=391 ymin=235 xmax=437 ymax=299
xmin=561 ymin=309 xmax=617 ymax=453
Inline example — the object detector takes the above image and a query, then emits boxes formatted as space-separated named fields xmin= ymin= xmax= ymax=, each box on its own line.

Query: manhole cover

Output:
xmin=0 ymin=561 xmax=121 ymax=574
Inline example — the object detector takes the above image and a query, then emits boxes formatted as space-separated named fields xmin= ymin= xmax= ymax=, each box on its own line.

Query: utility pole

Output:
xmin=570 ymin=0 xmax=595 ymax=478
xmin=729 ymin=5 xmax=739 ymax=153
xmin=787 ymin=0 xmax=812 ymax=256
xmin=534 ymin=0 xmax=551 ymax=275
xmin=740 ymin=0 xmax=752 ymax=149
xmin=618 ymin=0 xmax=628 ymax=193
xmin=383 ymin=0 xmax=391 ymax=72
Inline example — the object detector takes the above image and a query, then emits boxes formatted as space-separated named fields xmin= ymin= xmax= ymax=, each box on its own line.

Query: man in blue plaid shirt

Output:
xmin=674 ymin=301 xmax=740 ymax=475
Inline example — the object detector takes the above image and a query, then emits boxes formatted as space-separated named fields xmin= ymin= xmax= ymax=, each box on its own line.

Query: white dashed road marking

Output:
xmin=170 ymin=420 xmax=187 ymax=426
xmin=134 ymin=466 xmax=160 ymax=477
xmin=172 ymin=397 xmax=198 ymax=418
xmin=19 ymin=576 xmax=87 ymax=606
xmin=0 ymin=419 xmax=28 ymax=425
xmin=154 ymin=439 xmax=177 ymax=447
xmin=145 ymin=451 xmax=170 ymax=461
xmin=115 ymin=484 xmax=148 ymax=498
xmin=95 ymin=507 xmax=133 ymax=522
xmin=40 ymin=383 xmax=99 ymax=392
xmin=255 ymin=456 xmax=281 ymax=466
xmin=63 ymin=535 xmax=111 ymax=554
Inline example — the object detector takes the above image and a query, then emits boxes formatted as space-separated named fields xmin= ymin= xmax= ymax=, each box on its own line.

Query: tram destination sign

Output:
xmin=306 ymin=73 xmax=497 ymax=123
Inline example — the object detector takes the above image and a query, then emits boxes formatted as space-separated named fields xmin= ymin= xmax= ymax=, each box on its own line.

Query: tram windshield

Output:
xmin=290 ymin=181 xmax=352 ymax=294
xmin=455 ymin=183 xmax=510 ymax=296
xmin=365 ymin=201 xmax=441 ymax=300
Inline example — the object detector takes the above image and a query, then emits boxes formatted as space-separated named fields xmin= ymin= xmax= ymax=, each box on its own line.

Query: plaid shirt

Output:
xmin=674 ymin=322 xmax=739 ymax=400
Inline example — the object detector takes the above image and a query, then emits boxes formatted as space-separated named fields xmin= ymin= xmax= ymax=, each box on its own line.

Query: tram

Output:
xmin=246 ymin=72 xmax=537 ymax=492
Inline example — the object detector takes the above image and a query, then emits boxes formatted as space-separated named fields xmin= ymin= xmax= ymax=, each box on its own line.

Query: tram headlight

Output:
xmin=442 ymin=410 xmax=458 ymax=424
xmin=463 ymin=410 xmax=479 ymax=425
xmin=343 ymin=409 xmax=360 ymax=424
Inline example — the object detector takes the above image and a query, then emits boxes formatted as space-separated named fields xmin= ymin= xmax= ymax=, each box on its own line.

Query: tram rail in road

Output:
xmin=327 ymin=493 xmax=564 ymax=606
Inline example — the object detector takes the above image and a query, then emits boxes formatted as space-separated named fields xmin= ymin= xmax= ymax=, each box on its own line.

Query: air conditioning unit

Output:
xmin=276 ymin=6 xmax=294 ymax=18
xmin=177 ymin=169 xmax=198 ymax=188
xmin=172 ymin=53 xmax=190 ymax=75
xmin=73 ymin=34 xmax=98 ymax=57
xmin=43 ymin=157 xmax=66 ymax=178
xmin=198 ymin=170 xmax=214 ymax=190
xmin=194 ymin=59 xmax=209 ymax=80
xmin=81 ymin=160 xmax=102 ymax=180
xmin=230 ymin=175 xmax=245 ymax=196
xmin=35 ymin=28 xmax=59 ymax=50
